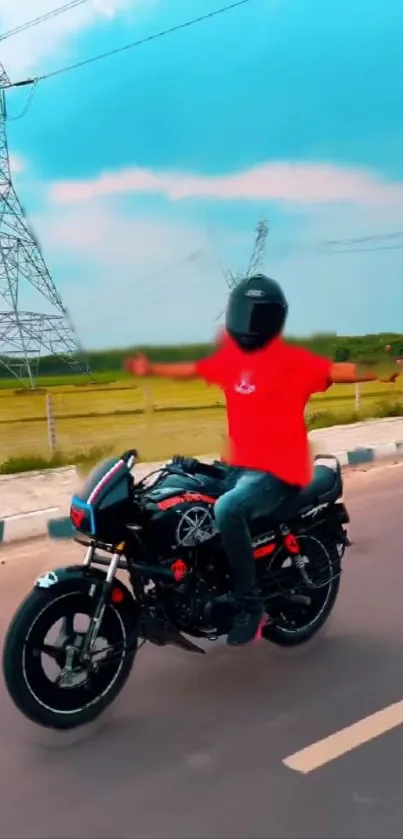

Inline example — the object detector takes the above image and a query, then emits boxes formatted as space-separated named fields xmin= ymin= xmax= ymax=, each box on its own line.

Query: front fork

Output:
xmin=80 ymin=545 xmax=122 ymax=662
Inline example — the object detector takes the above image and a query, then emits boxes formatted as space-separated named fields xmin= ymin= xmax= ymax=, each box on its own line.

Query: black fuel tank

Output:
xmin=143 ymin=473 xmax=220 ymax=554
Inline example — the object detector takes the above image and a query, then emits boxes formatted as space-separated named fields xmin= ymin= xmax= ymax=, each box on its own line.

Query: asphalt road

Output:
xmin=1 ymin=463 xmax=403 ymax=839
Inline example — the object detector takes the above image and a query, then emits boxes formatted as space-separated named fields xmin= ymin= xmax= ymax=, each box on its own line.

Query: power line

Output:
xmin=2 ymin=0 xmax=255 ymax=89
xmin=325 ymin=242 xmax=403 ymax=255
xmin=0 ymin=0 xmax=92 ymax=42
xmin=6 ymin=79 xmax=38 ymax=121
xmin=326 ymin=231 xmax=403 ymax=246
xmin=271 ymin=230 xmax=403 ymax=258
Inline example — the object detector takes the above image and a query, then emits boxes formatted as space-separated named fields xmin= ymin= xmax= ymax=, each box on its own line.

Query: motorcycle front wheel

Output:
xmin=3 ymin=578 xmax=138 ymax=730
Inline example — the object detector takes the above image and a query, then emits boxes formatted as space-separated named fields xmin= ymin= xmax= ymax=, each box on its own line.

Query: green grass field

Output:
xmin=0 ymin=374 xmax=402 ymax=471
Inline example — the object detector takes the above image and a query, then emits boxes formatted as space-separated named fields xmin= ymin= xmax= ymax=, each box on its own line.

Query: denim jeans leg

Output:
xmin=214 ymin=470 xmax=296 ymax=599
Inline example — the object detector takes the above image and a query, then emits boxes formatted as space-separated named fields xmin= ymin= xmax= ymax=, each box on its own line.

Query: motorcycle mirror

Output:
xmin=122 ymin=449 xmax=138 ymax=469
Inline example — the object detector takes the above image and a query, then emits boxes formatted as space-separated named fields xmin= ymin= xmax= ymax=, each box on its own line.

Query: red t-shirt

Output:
xmin=195 ymin=336 xmax=332 ymax=487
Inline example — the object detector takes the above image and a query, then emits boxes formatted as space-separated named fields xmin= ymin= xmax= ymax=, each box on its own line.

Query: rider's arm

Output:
xmin=330 ymin=363 xmax=397 ymax=384
xmin=148 ymin=361 xmax=197 ymax=379
xmin=145 ymin=351 xmax=225 ymax=383
xmin=294 ymin=346 xmax=398 ymax=390
xmin=145 ymin=359 xmax=396 ymax=383
xmin=124 ymin=350 xmax=225 ymax=382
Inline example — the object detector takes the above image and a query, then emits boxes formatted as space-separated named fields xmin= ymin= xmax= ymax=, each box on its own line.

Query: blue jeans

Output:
xmin=214 ymin=470 xmax=299 ymax=602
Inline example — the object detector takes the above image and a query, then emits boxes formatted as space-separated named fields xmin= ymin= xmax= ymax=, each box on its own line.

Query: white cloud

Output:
xmin=49 ymin=160 xmax=403 ymax=207
xmin=31 ymin=198 xmax=229 ymax=347
xmin=23 ymin=187 xmax=403 ymax=346
xmin=0 ymin=0 xmax=147 ymax=78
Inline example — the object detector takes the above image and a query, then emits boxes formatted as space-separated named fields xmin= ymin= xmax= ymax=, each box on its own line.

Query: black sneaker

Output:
xmin=227 ymin=606 xmax=264 ymax=646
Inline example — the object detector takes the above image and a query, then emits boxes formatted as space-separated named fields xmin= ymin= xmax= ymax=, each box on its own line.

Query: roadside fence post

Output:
xmin=142 ymin=384 xmax=154 ymax=433
xmin=355 ymin=382 xmax=361 ymax=413
xmin=46 ymin=393 xmax=57 ymax=453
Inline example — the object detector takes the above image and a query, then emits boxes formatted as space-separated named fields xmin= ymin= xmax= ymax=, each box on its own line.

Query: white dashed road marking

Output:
xmin=283 ymin=699 xmax=403 ymax=774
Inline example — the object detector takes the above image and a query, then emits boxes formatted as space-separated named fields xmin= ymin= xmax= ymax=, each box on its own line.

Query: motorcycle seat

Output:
xmin=294 ymin=463 xmax=342 ymax=511
xmin=251 ymin=461 xmax=343 ymax=533
xmin=249 ymin=462 xmax=342 ymax=530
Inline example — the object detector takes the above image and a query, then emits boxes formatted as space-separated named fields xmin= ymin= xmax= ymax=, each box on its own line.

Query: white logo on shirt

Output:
xmin=235 ymin=372 xmax=256 ymax=395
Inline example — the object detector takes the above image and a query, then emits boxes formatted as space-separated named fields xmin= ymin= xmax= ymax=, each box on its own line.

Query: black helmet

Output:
xmin=225 ymin=273 xmax=288 ymax=351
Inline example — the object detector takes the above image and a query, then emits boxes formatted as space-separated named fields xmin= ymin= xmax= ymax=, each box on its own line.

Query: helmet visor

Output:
xmin=226 ymin=296 xmax=285 ymax=339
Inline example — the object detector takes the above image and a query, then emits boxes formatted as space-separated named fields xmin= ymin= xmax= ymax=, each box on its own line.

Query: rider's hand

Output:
xmin=380 ymin=346 xmax=400 ymax=383
xmin=124 ymin=353 xmax=151 ymax=377
xmin=379 ymin=371 xmax=399 ymax=383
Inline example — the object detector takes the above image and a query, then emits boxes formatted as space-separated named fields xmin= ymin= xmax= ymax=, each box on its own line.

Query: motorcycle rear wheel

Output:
xmin=262 ymin=533 xmax=341 ymax=647
xmin=3 ymin=579 xmax=138 ymax=730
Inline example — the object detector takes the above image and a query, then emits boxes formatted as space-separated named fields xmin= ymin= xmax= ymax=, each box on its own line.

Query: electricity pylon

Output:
xmin=0 ymin=63 xmax=90 ymax=387
xmin=225 ymin=218 xmax=269 ymax=289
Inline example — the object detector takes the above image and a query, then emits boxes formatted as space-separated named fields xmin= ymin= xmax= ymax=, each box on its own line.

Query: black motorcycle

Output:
xmin=2 ymin=449 xmax=349 ymax=731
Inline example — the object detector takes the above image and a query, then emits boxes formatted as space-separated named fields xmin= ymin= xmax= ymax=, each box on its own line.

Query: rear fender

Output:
xmin=34 ymin=564 xmax=136 ymax=606
xmin=326 ymin=502 xmax=350 ymax=539
xmin=331 ymin=502 xmax=350 ymax=526
xmin=298 ymin=502 xmax=350 ymax=546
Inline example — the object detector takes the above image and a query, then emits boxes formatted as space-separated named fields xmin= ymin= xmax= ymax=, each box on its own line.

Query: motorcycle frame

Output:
xmin=75 ymin=494 xmax=349 ymax=657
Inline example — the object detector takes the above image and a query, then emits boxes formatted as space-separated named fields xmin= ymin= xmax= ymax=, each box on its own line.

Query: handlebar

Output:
xmin=171 ymin=455 xmax=226 ymax=481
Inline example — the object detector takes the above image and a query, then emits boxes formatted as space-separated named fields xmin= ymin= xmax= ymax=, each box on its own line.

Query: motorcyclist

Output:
xmin=125 ymin=274 xmax=398 ymax=646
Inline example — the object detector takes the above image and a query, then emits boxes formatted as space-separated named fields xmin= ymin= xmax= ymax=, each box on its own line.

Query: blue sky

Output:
xmin=2 ymin=0 xmax=403 ymax=348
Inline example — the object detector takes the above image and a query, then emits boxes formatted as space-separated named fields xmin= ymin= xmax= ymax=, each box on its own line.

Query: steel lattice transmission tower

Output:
xmin=245 ymin=217 xmax=269 ymax=279
xmin=215 ymin=218 xmax=269 ymax=323
xmin=225 ymin=217 xmax=269 ymax=289
xmin=0 ymin=64 xmax=90 ymax=387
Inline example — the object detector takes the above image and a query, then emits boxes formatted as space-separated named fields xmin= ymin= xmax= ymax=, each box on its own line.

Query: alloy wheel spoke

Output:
xmin=40 ymin=643 xmax=61 ymax=661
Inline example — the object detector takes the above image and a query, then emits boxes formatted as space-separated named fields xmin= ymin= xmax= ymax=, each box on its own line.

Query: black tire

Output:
xmin=3 ymin=577 xmax=138 ymax=730
xmin=262 ymin=533 xmax=341 ymax=648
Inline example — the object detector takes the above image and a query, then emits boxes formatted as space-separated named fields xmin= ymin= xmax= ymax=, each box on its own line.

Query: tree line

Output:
xmin=1 ymin=332 xmax=403 ymax=379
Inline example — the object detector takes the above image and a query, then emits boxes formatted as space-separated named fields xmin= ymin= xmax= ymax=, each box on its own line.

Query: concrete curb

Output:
xmin=0 ymin=506 xmax=60 ymax=546
xmin=1 ymin=440 xmax=402 ymax=546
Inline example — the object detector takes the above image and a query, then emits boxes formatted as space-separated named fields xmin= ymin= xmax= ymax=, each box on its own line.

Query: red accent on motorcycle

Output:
xmin=70 ymin=506 xmax=85 ymax=528
xmin=253 ymin=543 xmax=276 ymax=559
xmin=284 ymin=533 xmax=300 ymax=554
xmin=157 ymin=492 xmax=216 ymax=511
xmin=183 ymin=492 xmax=216 ymax=504
xmin=111 ymin=587 xmax=124 ymax=604
xmin=157 ymin=495 xmax=185 ymax=511
xmin=171 ymin=559 xmax=188 ymax=582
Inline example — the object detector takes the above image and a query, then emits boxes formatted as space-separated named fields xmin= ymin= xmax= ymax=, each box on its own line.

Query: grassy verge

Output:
xmin=1 ymin=397 xmax=402 ymax=476
xmin=0 ymin=446 xmax=113 ymax=476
